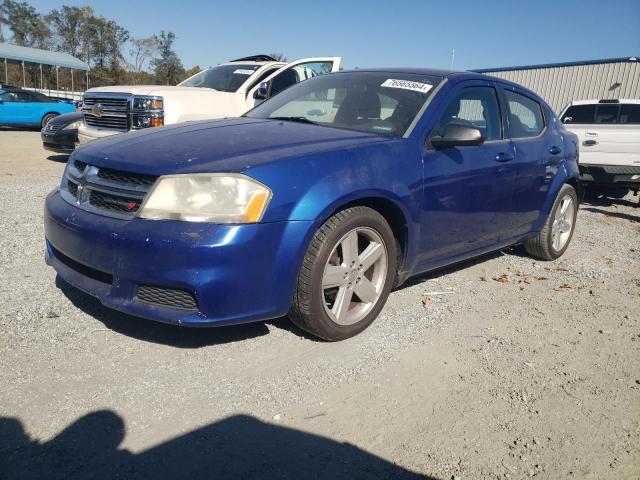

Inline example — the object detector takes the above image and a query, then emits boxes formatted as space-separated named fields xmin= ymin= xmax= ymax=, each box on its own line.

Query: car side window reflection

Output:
xmin=435 ymin=87 xmax=503 ymax=141
xmin=0 ymin=92 xmax=19 ymax=102
xmin=504 ymin=90 xmax=545 ymax=138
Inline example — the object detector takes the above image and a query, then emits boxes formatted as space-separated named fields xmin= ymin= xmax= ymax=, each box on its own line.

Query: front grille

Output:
xmin=83 ymin=96 xmax=129 ymax=109
xmin=98 ymin=167 xmax=157 ymax=187
xmin=44 ymin=122 xmax=63 ymax=133
xmin=84 ymin=113 xmax=128 ymax=130
xmin=74 ymin=159 xmax=87 ymax=171
xmin=60 ymin=161 xmax=157 ymax=219
xmin=89 ymin=190 xmax=142 ymax=214
xmin=136 ymin=285 xmax=198 ymax=311
xmin=67 ymin=179 xmax=78 ymax=197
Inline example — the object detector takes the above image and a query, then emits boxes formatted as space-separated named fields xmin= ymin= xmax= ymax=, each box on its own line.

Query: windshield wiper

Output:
xmin=269 ymin=116 xmax=317 ymax=125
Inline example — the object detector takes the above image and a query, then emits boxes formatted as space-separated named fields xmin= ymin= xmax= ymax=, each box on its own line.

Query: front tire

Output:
xmin=525 ymin=184 xmax=578 ymax=260
xmin=41 ymin=113 xmax=58 ymax=129
xmin=289 ymin=207 xmax=397 ymax=341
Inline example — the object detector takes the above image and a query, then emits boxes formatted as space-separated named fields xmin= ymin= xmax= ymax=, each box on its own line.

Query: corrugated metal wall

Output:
xmin=481 ymin=60 xmax=640 ymax=114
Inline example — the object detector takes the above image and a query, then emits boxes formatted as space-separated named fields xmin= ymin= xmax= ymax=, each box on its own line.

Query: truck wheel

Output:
xmin=289 ymin=206 xmax=397 ymax=341
xmin=41 ymin=113 xmax=58 ymax=129
xmin=525 ymin=184 xmax=578 ymax=261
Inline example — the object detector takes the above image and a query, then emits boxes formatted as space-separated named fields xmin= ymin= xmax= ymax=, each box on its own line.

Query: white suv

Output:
xmin=78 ymin=55 xmax=341 ymax=144
xmin=560 ymin=99 xmax=640 ymax=200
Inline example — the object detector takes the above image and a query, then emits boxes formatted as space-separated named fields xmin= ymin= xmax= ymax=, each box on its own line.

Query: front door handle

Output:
xmin=583 ymin=139 xmax=597 ymax=146
xmin=494 ymin=152 xmax=514 ymax=162
xmin=549 ymin=146 xmax=562 ymax=155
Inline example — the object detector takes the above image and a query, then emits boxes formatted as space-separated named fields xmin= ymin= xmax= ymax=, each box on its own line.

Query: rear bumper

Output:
xmin=579 ymin=164 xmax=640 ymax=188
xmin=44 ymin=190 xmax=311 ymax=326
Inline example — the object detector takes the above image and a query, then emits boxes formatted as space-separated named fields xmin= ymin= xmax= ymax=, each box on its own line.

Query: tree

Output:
xmin=1 ymin=0 xmax=50 ymax=48
xmin=150 ymin=31 xmax=184 ymax=85
xmin=47 ymin=5 xmax=94 ymax=60
xmin=128 ymin=36 xmax=156 ymax=73
xmin=268 ymin=53 xmax=287 ymax=62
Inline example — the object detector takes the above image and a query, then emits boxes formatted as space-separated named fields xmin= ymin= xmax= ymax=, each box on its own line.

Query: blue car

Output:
xmin=0 ymin=86 xmax=76 ymax=128
xmin=44 ymin=68 xmax=580 ymax=340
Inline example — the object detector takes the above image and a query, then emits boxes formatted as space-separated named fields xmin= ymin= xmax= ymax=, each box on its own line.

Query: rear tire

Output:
xmin=289 ymin=207 xmax=397 ymax=341
xmin=41 ymin=113 xmax=58 ymax=129
xmin=525 ymin=184 xmax=578 ymax=261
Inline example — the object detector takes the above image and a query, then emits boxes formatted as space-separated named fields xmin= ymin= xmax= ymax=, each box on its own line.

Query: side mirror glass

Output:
xmin=431 ymin=123 xmax=484 ymax=149
xmin=254 ymin=82 xmax=269 ymax=100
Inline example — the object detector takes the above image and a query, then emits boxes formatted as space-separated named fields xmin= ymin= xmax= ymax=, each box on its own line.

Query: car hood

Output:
xmin=73 ymin=118 xmax=392 ymax=175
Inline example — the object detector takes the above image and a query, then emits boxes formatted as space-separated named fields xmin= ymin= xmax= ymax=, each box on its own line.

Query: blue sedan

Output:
xmin=0 ymin=87 xmax=76 ymax=128
xmin=44 ymin=68 xmax=580 ymax=340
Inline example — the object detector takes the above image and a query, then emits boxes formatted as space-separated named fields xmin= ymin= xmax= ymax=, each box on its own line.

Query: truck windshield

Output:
xmin=179 ymin=64 xmax=260 ymax=92
xmin=246 ymin=71 xmax=443 ymax=137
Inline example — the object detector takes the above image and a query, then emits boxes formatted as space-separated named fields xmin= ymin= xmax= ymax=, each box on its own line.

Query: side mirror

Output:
xmin=431 ymin=123 xmax=484 ymax=149
xmin=254 ymin=82 xmax=269 ymax=100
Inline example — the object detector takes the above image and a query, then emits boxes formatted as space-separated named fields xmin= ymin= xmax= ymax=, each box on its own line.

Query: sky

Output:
xmin=24 ymin=0 xmax=640 ymax=71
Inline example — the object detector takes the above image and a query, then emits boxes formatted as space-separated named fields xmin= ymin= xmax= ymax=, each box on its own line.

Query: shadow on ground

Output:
xmin=47 ymin=154 xmax=70 ymax=163
xmin=0 ymin=412 xmax=438 ymax=480
xmin=56 ymin=276 xmax=316 ymax=347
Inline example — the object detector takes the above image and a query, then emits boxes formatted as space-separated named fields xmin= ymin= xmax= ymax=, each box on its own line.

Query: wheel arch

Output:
xmin=311 ymin=193 xmax=412 ymax=279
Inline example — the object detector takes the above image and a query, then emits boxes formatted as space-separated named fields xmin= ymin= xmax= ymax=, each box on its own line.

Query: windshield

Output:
xmin=179 ymin=64 xmax=261 ymax=92
xmin=245 ymin=71 xmax=442 ymax=137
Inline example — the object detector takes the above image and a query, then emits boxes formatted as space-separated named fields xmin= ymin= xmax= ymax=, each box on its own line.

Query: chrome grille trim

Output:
xmin=81 ymin=92 xmax=164 ymax=133
xmin=60 ymin=160 xmax=158 ymax=220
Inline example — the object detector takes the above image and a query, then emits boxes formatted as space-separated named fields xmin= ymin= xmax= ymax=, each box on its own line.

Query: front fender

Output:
xmin=246 ymin=139 xmax=424 ymax=271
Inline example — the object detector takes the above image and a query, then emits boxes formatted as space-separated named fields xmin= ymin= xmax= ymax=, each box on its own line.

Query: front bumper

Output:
xmin=579 ymin=164 xmax=640 ymax=188
xmin=77 ymin=124 xmax=123 ymax=145
xmin=44 ymin=190 xmax=311 ymax=326
xmin=41 ymin=131 xmax=76 ymax=153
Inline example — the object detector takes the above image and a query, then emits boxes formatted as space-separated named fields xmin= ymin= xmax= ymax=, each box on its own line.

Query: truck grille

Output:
xmin=82 ymin=96 xmax=130 ymax=109
xmin=60 ymin=159 xmax=157 ymax=219
xmin=84 ymin=113 xmax=128 ymax=130
xmin=82 ymin=93 xmax=131 ymax=132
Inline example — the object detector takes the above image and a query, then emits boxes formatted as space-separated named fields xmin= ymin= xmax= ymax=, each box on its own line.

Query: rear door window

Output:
xmin=619 ymin=104 xmax=640 ymax=124
xmin=594 ymin=105 xmax=619 ymax=124
xmin=504 ymin=90 xmax=545 ymax=138
xmin=561 ymin=104 xmax=596 ymax=124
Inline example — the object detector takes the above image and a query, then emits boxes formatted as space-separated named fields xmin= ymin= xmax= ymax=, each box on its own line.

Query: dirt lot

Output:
xmin=1 ymin=129 xmax=639 ymax=479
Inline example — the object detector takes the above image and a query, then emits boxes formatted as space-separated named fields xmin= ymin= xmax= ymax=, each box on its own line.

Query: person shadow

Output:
xmin=1 ymin=412 xmax=440 ymax=480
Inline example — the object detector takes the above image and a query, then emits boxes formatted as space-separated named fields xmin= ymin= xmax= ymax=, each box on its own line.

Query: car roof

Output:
xmin=567 ymin=99 xmax=640 ymax=106
xmin=338 ymin=68 xmax=524 ymax=85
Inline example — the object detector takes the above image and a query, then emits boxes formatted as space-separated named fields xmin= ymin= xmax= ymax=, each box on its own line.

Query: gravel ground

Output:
xmin=1 ymin=129 xmax=639 ymax=479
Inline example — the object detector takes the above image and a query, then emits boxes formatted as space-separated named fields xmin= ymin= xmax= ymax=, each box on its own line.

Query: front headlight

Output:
xmin=133 ymin=96 xmax=163 ymax=110
xmin=138 ymin=174 xmax=272 ymax=223
xmin=62 ymin=120 xmax=82 ymax=131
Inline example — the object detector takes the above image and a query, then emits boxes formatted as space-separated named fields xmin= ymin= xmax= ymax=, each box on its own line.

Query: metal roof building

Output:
xmin=474 ymin=56 xmax=640 ymax=114
xmin=0 ymin=42 xmax=89 ymax=93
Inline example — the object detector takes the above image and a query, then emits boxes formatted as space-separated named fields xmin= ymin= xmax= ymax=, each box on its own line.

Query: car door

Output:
xmin=246 ymin=57 xmax=341 ymax=109
xmin=566 ymin=102 xmax=640 ymax=167
xmin=0 ymin=91 xmax=31 ymax=125
xmin=501 ymin=87 xmax=561 ymax=237
xmin=419 ymin=82 xmax=517 ymax=266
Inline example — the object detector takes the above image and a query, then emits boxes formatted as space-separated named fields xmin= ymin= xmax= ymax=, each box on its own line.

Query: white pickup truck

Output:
xmin=560 ymin=99 xmax=640 ymax=201
xmin=78 ymin=55 xmax=341 ymax=144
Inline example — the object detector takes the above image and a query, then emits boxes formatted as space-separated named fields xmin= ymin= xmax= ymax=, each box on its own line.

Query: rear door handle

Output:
xmin=549 ymin=146 xmax=562 ymax=155
xmin=583 ymin=139 xmax=597 ymax=146
xmin=494 ymin=152 xmax=513 ymax=162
